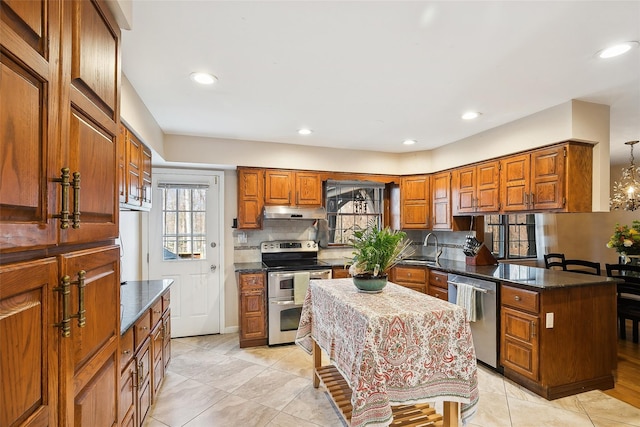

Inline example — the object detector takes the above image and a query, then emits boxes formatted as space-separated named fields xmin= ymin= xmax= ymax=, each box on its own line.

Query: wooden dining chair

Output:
xmin=564 ymin=259 xmax=601 ymax=275
xmin=606 ymin=264 xmax=640 ymax=343
xmin=544 ymin=253 xmax=566 ymax=270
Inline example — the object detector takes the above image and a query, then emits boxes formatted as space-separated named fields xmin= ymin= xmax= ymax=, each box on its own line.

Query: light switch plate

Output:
xmin=546 ymin=312 xmax=554 ymax=328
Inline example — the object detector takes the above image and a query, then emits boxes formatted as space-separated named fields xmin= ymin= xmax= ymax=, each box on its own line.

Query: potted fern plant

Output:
xmin=348 ymin=224 xmax=414 ymax=292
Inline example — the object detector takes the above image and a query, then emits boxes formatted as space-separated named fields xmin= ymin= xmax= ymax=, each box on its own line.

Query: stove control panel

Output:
xmin=261 ymin=240 xmax=318 ymax=253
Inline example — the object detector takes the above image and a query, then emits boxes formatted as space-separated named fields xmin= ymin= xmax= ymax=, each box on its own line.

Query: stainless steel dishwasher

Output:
xmin=447 ymin=274 xmax=499 ymax=369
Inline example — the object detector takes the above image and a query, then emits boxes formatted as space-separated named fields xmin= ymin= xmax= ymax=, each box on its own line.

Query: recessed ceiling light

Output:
xmin=190 ymin=72 xmax=217 ymax=85
xmin=298 ymin=128 xmax=312 ymax=135
xmin=462 ymin=111 xmax=480 ymax=120
xmin=598 ymin=41 xmax=638 ymax=59
xmin=403 ymin=139 xmax=417 ymax=145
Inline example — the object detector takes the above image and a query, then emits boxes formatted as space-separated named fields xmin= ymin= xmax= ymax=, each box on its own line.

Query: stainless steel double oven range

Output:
xmin=261 ymin=240 xmax=332 ymax=345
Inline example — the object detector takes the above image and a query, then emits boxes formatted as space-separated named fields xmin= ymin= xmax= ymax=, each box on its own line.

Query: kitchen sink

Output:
xmin=402 ymin=256 xmax=440 ymax=267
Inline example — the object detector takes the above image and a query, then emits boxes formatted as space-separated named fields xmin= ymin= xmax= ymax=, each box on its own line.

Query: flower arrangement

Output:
xmin=606 ymin=220 xmax=640 ymax=255
xmin=348 ymin=224 xmax=414 ymax=278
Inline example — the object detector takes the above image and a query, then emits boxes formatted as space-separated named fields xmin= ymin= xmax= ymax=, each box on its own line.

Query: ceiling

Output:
xmin=121 ymin=1 xmax=640 ymax=165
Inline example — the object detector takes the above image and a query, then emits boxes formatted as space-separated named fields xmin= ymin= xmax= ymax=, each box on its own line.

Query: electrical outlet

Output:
xmin=546 ymin=312 xmax=554 ymax=328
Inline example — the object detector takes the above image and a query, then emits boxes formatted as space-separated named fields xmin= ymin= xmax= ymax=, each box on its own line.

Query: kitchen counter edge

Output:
xmin=121 ymin=279 xmax=173 ymax=335
xmin=398 ymin=259 xmax=620 ymax=289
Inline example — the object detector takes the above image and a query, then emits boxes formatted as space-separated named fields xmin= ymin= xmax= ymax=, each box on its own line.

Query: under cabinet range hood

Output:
xmin=263 ymin=206 xmax=327 ymax=220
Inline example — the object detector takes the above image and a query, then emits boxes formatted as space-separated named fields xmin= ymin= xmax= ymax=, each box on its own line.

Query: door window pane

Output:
xmin=161 ymin=187 xmax=207 ymax=260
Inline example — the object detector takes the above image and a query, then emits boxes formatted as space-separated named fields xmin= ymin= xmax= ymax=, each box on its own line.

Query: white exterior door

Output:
xmin=149 ymin=169 xmax=223 ymax=337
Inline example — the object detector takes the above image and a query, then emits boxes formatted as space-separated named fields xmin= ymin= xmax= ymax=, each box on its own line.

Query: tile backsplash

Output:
xmin=233 ymin=219 xmax=476 ymax=264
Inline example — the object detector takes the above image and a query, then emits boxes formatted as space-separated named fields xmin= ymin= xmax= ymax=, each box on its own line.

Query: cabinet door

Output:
xmin=501 ymin=307 xmax=539 ymax=380
xmin=58 ymin=0 xmax=120 ymax=244
xmin=137 ymin=340 xmax=152 ymax=426
xmin=151 ymin=321 xmax=165 ymax=400
xmin=0 ymin=0 xmax=60 ymax=251
xmin=58 ymin=245 xmax=120 ymax=427
xmin=162 ymin=309 xmax=172 ymax=371
xmin=118 ymin=361 xmax=136 ymax=427
xmin=295 ymin=171 xmax=323 ymax=206
xmin=240 ymin=291 xmax=267 ymax=340
xmin=237 ymin=168 xmax=264 ymax=229
xmin=0 ymin=258 xmax=58 ymax=427
xmin=431 ymin=172 xmax=451 ymax=230
xmin=141 ymin=144 xmax=153 ymax=209
xmin=265 ymin=169 xmax=293 ymax=205
xmin=500 ymin=153 xmax=531 ymax=211
xmin=118 ymin=124 xmax=128 ymax=204
xmin=453 ymin=166 xmax=476 ymax=215
xmin=476 ymin=161 xmax=500 ymax=212
xmin=400 ymin=175 xmax=430 ymax=229
xmin=126 ymin=131 xmax=142 ymax=206
xmin=530 ymin=146 xmax=565 ymax=210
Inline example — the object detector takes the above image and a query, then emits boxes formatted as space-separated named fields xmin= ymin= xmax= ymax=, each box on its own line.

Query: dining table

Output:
xmin=295 ymin=278 xmax=479 ymax=427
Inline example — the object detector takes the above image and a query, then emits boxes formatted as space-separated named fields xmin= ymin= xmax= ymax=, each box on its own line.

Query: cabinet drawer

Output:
xmin=240 ymin=273 xmax=265 ymax=290
xmin=120 ymin=328 xmax=134 ymax=372
xmin=394 ymin=266 xmax=427 ymax=284
xmin=428 ymin=286 xmax=448 ymax=301
xmin=501 ymin=285 xmax=539 ymax=313
xmin=429 ymin=270 xmax=448 ymax=288
xmin=399 ymin=283 xmax=426 ymax=294
xmin=151 ymin=299 xmax=163 ymax=327
xmin=134 ymin=310 xmax=151 ymax=351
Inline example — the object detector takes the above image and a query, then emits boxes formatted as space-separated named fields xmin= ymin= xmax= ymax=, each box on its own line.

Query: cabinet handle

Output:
xmin=138 ymin=361 xmax=144 ymax=385
xmin=514 ymin=295 xmax=521 ymax=301
xmin=530 ymin=192 xmax=535 ymax=206
xmin=69 ymin=270 xmax=87 ymax=327
xmin=52 ymin=168 xmax=71 ymax=229
xmin=71 ymin=172 xmax=81 ymax=228
xmin=523 ymin=192 xmax=529 ymax=207
xmin=54 ymin=275 xmax=72 ymax=337
xmin=531 ymin=321 xmax=536 ymax=337
xmin=123 ymin=349 xmax=131 ymax=355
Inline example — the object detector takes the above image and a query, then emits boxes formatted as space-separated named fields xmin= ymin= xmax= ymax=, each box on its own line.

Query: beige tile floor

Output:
xmin=144 ymin=333 xmax=640 ymax=427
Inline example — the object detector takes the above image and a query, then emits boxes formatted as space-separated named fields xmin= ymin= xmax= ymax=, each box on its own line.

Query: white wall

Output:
xmin=117 ymin=210 xmax=145 ymax=281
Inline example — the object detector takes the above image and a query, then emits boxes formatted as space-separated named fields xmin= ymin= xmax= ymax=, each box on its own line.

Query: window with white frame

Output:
xmin=159 ymin=183 xmax=208 ymax=260
xmin=325 ymin=180 xmax=384 ymax=245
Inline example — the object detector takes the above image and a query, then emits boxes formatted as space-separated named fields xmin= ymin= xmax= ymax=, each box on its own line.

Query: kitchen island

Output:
xmin=296 ymin=279 xmax=478 ymax=427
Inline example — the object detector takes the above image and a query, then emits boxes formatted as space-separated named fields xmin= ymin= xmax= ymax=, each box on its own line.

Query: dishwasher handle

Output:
xmin=447 ymin=280 xmax=490 ymax=294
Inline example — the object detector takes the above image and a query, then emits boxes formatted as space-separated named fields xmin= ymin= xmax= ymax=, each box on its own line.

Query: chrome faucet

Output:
xmin=423 ymin=232 xmax=442 ymax=263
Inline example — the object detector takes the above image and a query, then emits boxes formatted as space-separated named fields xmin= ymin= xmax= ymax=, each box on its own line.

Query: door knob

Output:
xmin=210 ymin=242 xmax=217 ymax=248
xmin=210 ymin=265 xmax=217 ymax=272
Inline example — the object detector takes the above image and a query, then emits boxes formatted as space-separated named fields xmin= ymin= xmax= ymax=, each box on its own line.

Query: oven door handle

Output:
xmin=270 ymin=300 xmax=298 ymax=305
xmin=269 ymin=272 xmax=295 ymax=279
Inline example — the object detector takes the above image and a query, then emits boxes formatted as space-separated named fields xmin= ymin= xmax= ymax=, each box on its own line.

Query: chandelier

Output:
xmin=610 ymin=140 xmax=640 ymax=211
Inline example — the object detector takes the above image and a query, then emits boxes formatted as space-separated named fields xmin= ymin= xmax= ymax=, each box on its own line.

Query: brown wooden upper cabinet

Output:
xmin=238 ymin=167 xmax=265 ymax=229
xmin=400 ymin=175 xmax=430 ymax=229
xmin=500 ymin=142 xmax=592 ymax=213
xmin=0 ymin=0 xmax=119 ymax=251
xmin=431 ymin=171 xmax=452 ymax=230
xmin=119 ymin=123 xmax=153 ymax=211
xmin=453 ymin=160 xmax=500 ymax=215
xmin=264 ymin=169 xmax=322 ymax=206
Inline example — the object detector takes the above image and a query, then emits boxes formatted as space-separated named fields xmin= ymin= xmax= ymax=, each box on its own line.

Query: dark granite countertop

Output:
xmin=234 ymin=262 xmax=266 ymax=273
xmin=120 ymin=279 xmax=173 ymax=334
xmin=398 ymin=259 xmax=619 ymax=289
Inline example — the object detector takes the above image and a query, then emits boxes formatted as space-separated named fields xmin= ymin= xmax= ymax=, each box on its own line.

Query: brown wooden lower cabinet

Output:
xmin=0 ymin=258 xmax=59 ymax=427
xmin=119 ymin=290 xmax=171 ymax=427
xmin=238 ymin=272 xmax=268 ymax=348
xmin=332 ymin=265 xmax=351 ymax=279
xmin=391 ymin=265 xmax=428 ymax=293
xmin=427 ymin=270 xmax=449 ymax=301
xmin=500 ymin=283 xmax=617 ymax=399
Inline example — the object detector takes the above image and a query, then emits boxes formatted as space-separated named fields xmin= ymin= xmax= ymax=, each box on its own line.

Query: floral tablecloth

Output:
xmin=295 ymin=278 xmax=479 ymax=427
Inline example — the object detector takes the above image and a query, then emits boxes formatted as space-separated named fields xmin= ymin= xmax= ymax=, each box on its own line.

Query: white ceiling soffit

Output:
xmin=121 ymin=1 xmax=640 ymax=164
